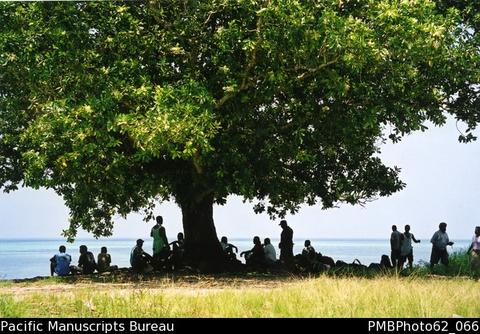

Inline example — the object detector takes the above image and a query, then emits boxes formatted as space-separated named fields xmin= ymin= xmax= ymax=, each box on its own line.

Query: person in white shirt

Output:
xmin=430 ymin=222 xmax=454 ymax=270
xmin=400 ymin=225 xmax=421 ymax=269
xmin=263 ymin=238 xmax=276 ymax=265
xmin=220 ymin=236 xmax=238 ymax=261
xmin=467 ymin=226 xmax=480 ymax=272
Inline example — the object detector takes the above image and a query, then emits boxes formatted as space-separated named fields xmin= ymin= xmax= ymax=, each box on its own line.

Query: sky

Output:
xmin=0 ymin=118 xmax=479 ymax=241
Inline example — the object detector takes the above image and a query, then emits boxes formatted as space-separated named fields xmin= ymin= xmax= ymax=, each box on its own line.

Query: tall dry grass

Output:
xmin=1 ymin=275 xmax=479 ymax=317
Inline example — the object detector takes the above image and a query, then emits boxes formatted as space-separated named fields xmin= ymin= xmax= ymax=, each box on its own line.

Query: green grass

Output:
xmin=0 ymin=295 xmax=25 ymax=317
xmin=1 ymin=275 xmax=479 ymax=317
xmin=404 ymin=251 xmax=479 ymax=278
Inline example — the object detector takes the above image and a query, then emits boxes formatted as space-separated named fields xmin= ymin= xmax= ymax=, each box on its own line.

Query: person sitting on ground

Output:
xmin=297 ymin=240 xmax=318 ymax=271
xmin=240 ymin=236 xmax=265 ymax=267
xmin=430 ymin=222 xmax=454 ymax=270
xmin=399 ymin=225 xmax=421 ymax=270
xmin=169 ymin=232 xmax=186 ymax=270
xmin=263 ymin=238 xmax=277 ymax=266
xmin=130 ymin=239 xmax=154 ymax=273
xmin=50 ymin=245 xmax=71 ymax=277
xmin=380 ymin=254 xmax=393 ymax=269
xmin=302 ymin=240 xmax=317 ymax=263
xmin=467 ymin=226 xmax=480 ymax=272
xmin=97 ymin=246 xmax=118 ymax=273
xmin=77 ymin=245 xmax=97 ymax=274
xmin=220 ymin=236 xmax=239 ymax=261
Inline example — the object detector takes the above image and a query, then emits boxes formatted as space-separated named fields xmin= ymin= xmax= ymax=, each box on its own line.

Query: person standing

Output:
xmin=151 ymin=215 xmax=169 ymax=260
xmin=390 ymin=225 xmax=402 ymax=269
xmin=400 ymin=225 xmax=421 ymax=269
xmin=50 ymin=245 xmax=71 ymax=276
xmin=278 ymin=220 xmax=294 ymax=264
xmin=430 ymin=222 xmax=454 ymax=270
xmin=467 ymin=226 xmax=480 ymax=272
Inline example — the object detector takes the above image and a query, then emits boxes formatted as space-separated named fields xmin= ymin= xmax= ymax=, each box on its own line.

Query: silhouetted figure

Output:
xmin=263 ymin=238 xmax=277 ymax=265
xmin=97 ymin=246 xmax=118 ymax=273
xmin=390 ymin=225 xmax=402 ymax=269
xmin=302 ymin=240 xmax=317 ymax=264
xmin=399 ymin=225 xmax=421 ymax=269
xmin=71 ymin=245 xmax=97 ymax=275
xmin=430 ymin=222 xmax=454 ymax=270
xmin=240 ymin=236 xmax=265 ymax=267
xmin=279 ymin=220 xmax=294 ymax=264
xmin=151 ymin=216 xmax=169 ymax=261
xmin=380 ymin=254 xmax=393 ymax=269
xmin=296 ymin=240 xmax=318 ymax=272
xmin=130 ymin=239 xmax=153 ymax=273
xmin=220 ymin=236 xmax=238 ymax=261
xmin=50 ymin=245 xmax=71 ymax=276
xmin=169 ymin=232 xmax=185 ymax=270
xmin=467 ymin=226 xmax=480 ymax=272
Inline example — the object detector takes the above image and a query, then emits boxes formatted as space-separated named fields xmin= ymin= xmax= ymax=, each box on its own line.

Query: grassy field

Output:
xmin=1 ymin=251 xmax=478 ymax=318
xmin=1 ymin=274 xmax=479 ymax=317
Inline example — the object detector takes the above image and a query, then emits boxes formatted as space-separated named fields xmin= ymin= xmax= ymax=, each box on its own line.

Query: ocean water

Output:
xmin=0 ymin=238 xmax=471 ymax=280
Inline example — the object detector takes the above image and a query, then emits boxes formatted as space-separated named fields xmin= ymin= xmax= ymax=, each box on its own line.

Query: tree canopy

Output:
xmin=1 ymin=0 xmax=479 ymax=243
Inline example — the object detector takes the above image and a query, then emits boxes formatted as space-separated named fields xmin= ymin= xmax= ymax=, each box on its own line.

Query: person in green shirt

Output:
xmin=151 ymin=216 xmax=170 ymax=264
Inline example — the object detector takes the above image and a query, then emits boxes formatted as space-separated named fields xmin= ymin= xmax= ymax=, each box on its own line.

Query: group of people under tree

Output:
xmin=50 ymin=245 xmax=117 ymax=277
xmin=217 ymin=220 xmax=294 ymax=268
xmin=51 ymin=216 xmax=480 ymax=276
xmin=130 ymin=215 xmax=186 ymax=273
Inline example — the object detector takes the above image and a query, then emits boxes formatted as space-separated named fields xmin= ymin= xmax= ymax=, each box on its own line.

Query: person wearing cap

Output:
xmin=430 ymin=222 xmax=454 ymax=270
xmin=278 ymin=220 xmax=294 ymax=264
xmin=130 ymin=239 xmax=153 ymax=273
xmin=467 ymin=226 xmax=480 ymax=272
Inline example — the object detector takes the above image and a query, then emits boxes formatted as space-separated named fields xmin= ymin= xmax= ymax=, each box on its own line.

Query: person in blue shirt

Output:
xmin=50 ymin=245 xmax=72 ymax=276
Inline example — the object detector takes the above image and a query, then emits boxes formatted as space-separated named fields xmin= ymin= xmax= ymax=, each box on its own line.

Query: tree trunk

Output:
xmin=179 ymin=194 xmax=225 ymax=272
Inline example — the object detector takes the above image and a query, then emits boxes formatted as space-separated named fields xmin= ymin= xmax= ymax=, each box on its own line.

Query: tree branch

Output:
xmin=214 ymin=2 xmax=269 ymax=110
xmin=296 ymin=57 xmax=340 ymax=81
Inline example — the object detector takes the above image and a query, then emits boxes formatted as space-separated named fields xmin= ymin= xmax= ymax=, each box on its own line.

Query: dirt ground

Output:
xmin=0 ymin=270 xmax=303 ymax=295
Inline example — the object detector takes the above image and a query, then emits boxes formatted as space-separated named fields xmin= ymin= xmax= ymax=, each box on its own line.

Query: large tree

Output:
xmin=1 ymin=1 xmax=479 ymax=268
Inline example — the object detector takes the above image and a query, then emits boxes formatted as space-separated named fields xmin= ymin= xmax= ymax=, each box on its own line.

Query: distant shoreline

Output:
xmin=0 ymin=237 xmax=472 ymax=241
